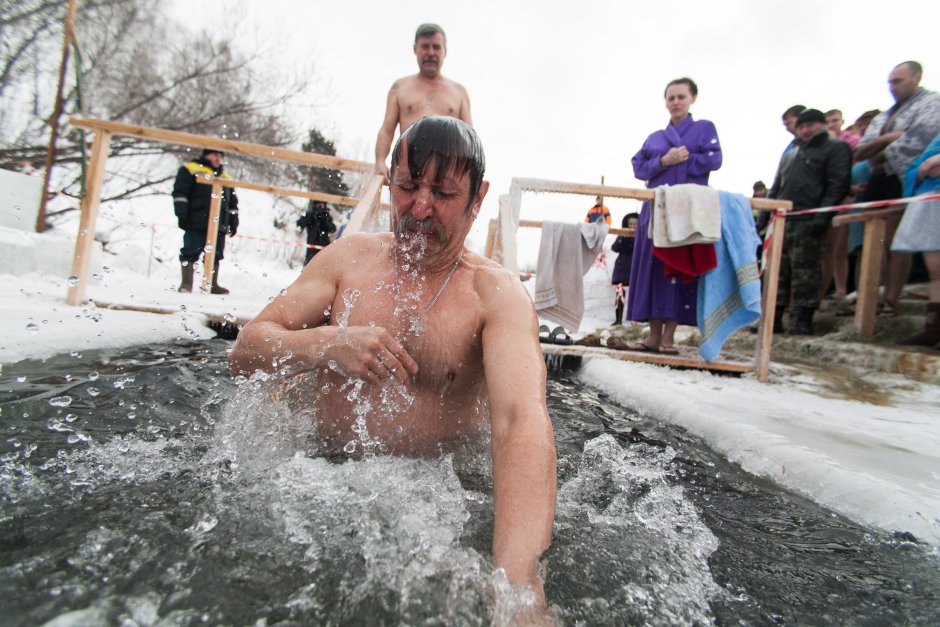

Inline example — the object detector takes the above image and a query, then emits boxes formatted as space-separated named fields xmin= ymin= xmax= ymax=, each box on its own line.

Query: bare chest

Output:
xmin=331 ymin=273 xmax=484 ymax=392
xmin=398 ymin=82 xmax=462 ymax=127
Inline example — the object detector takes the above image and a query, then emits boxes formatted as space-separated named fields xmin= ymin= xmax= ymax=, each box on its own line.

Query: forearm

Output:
xmin=854 ymin=134 xmax=894 ymax=161
xmin=228 ymin=320 xmax=335 ymax=376
xmin=491 ymin=419 xmax=557 ymax=588
xmin=375 ymin=129 xmax=394 ymax=169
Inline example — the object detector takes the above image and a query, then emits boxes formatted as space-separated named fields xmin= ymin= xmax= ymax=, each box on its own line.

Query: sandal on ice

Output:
xmin=549 ymin=326 xmax=573 ymax=345
xmin=538 ymin=324 xmax=552 ymax=343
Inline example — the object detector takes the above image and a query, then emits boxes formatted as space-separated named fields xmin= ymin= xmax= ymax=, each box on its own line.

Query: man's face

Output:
xmin=595 ymin=196 xmax=603 ymax=206
xmin=825 ymin=112 xmax=843 ymax=134
xmin=204 ymin=152 xmax=223 ymax=169
xmin=796 ymin=121 xmax=825 ymax=143
xmin=414 ymin=33 xmax=446 ymax=78
xmin=888 ymin=64 xmax=920 ymax=104
xmin=783 ymin=114 xmax=799 ymax=136
xmin=390 ymin=149 xmax=488 ymax=258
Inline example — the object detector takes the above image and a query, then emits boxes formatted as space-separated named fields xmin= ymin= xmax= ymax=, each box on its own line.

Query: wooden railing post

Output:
xmin=201 ymin=182 xmax=223 ymax=292
xmin=66 ymin=130 xmax=112 ymax=306
xmin=345 ymin=174 xmax=385 ymax=235
xmin=754 ymin=210 xmax=787 ymax=382
xmin=855 ymin=218 xmax=886 ymax=340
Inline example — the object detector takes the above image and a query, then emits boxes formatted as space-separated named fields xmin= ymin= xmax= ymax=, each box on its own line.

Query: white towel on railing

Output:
xmin=534 ymin=221 xmax=608 ymax=330
xmin=651 ymin=184 xmax=721 ymax=248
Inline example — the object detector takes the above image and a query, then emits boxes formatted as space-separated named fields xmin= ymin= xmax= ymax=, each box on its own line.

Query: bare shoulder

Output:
xmin=444 ymin=76 xmax=470 ymax=96
xmin=464 ymin=252 xmax=532 ymax=312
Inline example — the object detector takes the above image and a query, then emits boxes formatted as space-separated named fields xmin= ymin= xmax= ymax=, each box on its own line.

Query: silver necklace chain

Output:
xmin=398 ymin=253 xmax=462 ymax=320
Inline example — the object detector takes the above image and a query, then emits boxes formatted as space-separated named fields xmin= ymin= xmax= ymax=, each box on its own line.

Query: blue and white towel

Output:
xmin=697 ymin=192 xmax=762 ymax=361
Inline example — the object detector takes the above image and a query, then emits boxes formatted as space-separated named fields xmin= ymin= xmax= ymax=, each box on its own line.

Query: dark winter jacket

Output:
xmin=297 ymin=207 xmax=336 ymax=247
xmin=768 ymin=131 xmax=852 ymax=231
xmin=610 ymin=235 xmax=634 ymax=284
xmin=172 ymin=158 xmax=240 ymax=233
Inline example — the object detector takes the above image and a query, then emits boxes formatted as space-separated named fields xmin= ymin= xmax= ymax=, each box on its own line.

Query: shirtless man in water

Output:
xmin=374 ymin=23 xmax=472 ymax=179
xmin=229 ymin=116 xmax=556 ymax=610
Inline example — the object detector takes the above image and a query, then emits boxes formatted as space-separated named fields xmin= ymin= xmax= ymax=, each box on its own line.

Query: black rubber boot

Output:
xmin=899 ymin=302 xmax=940 ymax=347
xmin=788 ymin=306 xmax=815 ymax=335
xmin=178 ymin=263 xmax=194 ymax=293
xmin=210 ymin=262 xmax=229 ymax=295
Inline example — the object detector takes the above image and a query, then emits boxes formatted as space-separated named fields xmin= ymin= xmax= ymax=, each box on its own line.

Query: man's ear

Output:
xmin=470 ymin=181 xmax=490 ymax=218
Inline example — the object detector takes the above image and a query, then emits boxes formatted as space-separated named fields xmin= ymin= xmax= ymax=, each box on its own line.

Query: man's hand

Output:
xmin=661 ymin=146 xmax=690 ymax=167
xmin=323 ymin=326 xmax=417 ymax=384
xmin=917 ymin=154 xmax=940 ymax=182
xmin=374 ymin=162 xmax=390 ymax=182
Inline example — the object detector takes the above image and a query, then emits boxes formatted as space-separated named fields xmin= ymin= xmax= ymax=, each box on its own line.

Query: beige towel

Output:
xmin=534 ymin=221 xmax=608 ymax=330
xmin=650 ymin=184 xmax=721 ymax=248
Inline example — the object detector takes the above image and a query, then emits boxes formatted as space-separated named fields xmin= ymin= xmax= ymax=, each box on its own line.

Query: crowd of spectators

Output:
xmin=756 ymin=60 xmax=940 ymax=347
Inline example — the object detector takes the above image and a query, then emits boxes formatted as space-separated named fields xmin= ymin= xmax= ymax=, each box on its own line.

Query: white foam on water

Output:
xmin=555 ymin=434 xmax=721 ymax=625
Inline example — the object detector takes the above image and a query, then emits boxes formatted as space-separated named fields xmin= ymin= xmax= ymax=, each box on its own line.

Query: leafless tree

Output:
xmin=1 ymin=0 xmax=315 ymax=211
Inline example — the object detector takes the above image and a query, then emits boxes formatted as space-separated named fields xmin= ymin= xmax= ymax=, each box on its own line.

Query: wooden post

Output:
xmin=754 ymin=210 xmax=787 ymax=382
xmin=200 ymin=182 xmax=223 ymax=292
xmin=37 ymin=0 xmax=78 ymax=233
xmin=499 ymin=194 xmax=519 ymax=277
xmin=484 ymin=218 xmax=497 ymax=260
xmin=855 ymin=218 xmax=886 ymax=340
xmin=66 ymin=130 xmax=111 ymax=306
xmin=345 ymin=174 xmax=384 ymax=235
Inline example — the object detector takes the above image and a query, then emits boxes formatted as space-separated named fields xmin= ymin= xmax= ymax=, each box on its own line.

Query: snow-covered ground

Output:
xmin=1 ymin=193 xmax=939 ymax=552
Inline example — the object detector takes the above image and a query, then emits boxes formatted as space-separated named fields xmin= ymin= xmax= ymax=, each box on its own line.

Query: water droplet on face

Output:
xmin=67 ymin=276 xmax=79 ymax=286
xmin=25 ymin=322 xmax=39 ymax=334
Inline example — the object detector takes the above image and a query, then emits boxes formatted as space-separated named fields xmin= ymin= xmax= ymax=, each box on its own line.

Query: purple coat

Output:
xmin=626 ymin=115 xmax=722 ymax=324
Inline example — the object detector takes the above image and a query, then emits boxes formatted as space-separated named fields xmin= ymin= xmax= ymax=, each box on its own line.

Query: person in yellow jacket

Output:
xmin=172 ymin=149 xmax=240 ymax=293
xmin=584 ymin=195 xmax=611 ymax=225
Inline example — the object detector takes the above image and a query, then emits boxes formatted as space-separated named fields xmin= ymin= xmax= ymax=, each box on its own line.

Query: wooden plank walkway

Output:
xmin=540 ymin=342 xmax=753 ymax=374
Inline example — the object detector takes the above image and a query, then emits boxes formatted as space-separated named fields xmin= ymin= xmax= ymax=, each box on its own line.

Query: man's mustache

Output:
xmin=397 ymin=214 xmax=444 ymax=240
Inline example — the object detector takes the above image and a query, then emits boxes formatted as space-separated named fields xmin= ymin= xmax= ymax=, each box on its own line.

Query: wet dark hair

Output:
xmin=664 ymin=77 xmax=698 ymax=98
xmin=389 ymin=115 xmax=486 ymax=212
xmin=782 ymin=104 xmax=806 ymax=121
xmin=415 ymin=23 xmax=446 ymax=46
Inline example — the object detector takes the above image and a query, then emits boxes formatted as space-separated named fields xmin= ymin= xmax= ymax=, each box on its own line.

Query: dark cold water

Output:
xmin=0 ymin=340 xmax=938 ymax=625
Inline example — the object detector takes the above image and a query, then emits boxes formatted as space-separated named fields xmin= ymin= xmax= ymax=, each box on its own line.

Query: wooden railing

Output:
xmin=491 ymin=176 xmax=792 ymax=382
xmin=64 ymin=117 xmax=383 ymax=305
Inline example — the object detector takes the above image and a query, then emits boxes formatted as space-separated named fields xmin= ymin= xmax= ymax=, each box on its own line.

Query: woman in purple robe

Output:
xmin=625 ymin=77 xmax=722 ymax=354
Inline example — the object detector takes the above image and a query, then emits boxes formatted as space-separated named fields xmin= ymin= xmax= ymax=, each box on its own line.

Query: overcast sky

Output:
xmin=171 ymin=0 xmax=938 ymax=245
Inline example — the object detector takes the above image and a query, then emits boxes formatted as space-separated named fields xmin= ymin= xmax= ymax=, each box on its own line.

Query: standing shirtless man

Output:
xmin=230 ymin=116 xmax=556 ymax=615
xmin=374 ymin=23 xmax=473 ymax=179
